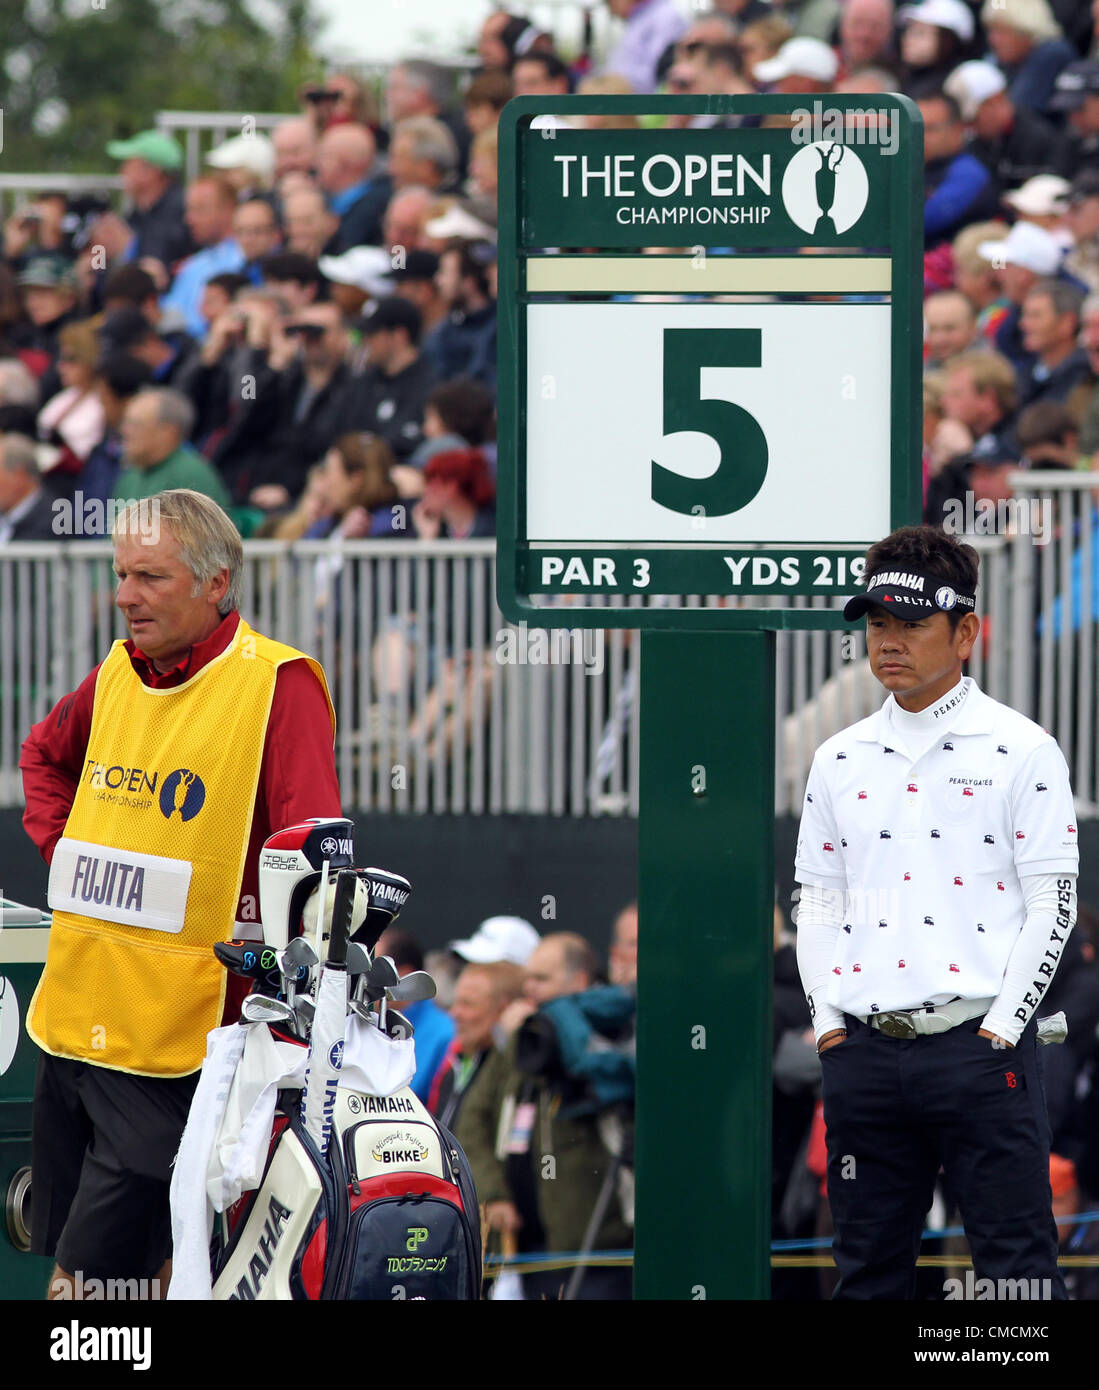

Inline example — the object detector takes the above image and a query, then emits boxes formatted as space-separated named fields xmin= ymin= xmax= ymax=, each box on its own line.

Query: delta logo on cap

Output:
xmin=843 ymin=566 xmax=976 ymax=621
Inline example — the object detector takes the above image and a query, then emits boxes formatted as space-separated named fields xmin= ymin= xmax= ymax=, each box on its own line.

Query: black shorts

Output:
xmin=31 ymin=1053 xmax=198 ymax=1281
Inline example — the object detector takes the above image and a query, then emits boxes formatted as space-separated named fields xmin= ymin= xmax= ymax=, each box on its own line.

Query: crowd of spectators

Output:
xmin=0 ymin=47 xmax=521 ymax=544
xmin=2 ymin=2 xmax=1099 ymax=550
xmin=381 ymin=903 xmax=638 ymax=1300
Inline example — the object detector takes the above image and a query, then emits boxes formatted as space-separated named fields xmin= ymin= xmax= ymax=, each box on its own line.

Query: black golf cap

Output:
xmin=361 ymin=294 xmax=421 ymax=340
xmin=386 ymin=249 xmax=439 ymax=282
xmin=1050 ymin=60 xmax=1099 ymax=111
xmin=844 ymin=567 xmax=977 ymax=622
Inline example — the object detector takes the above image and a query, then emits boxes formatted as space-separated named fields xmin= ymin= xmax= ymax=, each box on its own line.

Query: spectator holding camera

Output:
xmin=189 ymin=287 xmax=285 ymax=452
xmin=457 ymin=932 xmax=634 ymax=1300
xmin=219 ymin=300 xmax=353 ymax=512
xmin=4 ymin=196 xmax=68 ymax=270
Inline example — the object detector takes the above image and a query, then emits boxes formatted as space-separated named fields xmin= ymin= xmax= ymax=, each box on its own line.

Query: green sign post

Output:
xmin=497 ymin=94 xmax=922 ymax=1298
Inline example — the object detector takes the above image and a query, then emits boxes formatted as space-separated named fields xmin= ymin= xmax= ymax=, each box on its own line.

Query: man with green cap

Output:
xmin=106 ymin=130 xmax=193 ymax=272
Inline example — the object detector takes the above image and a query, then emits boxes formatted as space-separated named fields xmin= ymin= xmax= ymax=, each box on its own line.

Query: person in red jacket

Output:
xmin=19 ymin=487 xmax=341 ymax=1299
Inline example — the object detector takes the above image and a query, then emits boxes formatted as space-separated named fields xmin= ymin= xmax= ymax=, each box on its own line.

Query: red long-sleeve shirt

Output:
xmin=20 ymin=610 xmax=343 ymax=1023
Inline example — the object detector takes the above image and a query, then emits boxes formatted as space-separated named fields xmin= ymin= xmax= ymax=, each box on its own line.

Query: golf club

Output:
xmin=351 ymin=867 xmax=411 ymax=951
xmin=281 ymin=936 xmax=318 ymax=1010
xmin=385 ymin=1008 xmax=414 ymax=1040
xmin=293 ymin=996 xmax=316 ymax=1038
xmin=241 ymin=995 xmax=298 ymax=1028
xmin=346 ymin=942 xmax=371 ymax=977
xmin=387 ymin=970 xmax=436 ymax=1005
xmin=214 ymin=940 xmax=283 ymax=994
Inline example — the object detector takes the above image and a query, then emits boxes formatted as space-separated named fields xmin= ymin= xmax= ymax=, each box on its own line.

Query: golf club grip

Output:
xmin=327 ymin=868 xmax=355 ymax=966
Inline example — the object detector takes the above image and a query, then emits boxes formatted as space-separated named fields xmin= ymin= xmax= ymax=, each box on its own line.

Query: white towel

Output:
xmin=341 ymin=1012 xmax=416 ymax=1096
xmin=168 ymin=1024 xmax=248 ymax=1301
xmin=169 ymin=1013 xmax=416 ymax=1300
xmin=170 ymin=1023 xmax=307 ymax=1300
xmin=210 ymin=1026 xmax=309 ymax=1212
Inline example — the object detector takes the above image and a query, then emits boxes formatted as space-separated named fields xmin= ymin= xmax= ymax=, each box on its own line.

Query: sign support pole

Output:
xmin=635 ymin=630 xmax=775 ymax=1300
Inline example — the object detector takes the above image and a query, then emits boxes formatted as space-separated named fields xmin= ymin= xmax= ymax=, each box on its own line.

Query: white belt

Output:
xmin=858 ymin=997 xmax=993 ymax=1038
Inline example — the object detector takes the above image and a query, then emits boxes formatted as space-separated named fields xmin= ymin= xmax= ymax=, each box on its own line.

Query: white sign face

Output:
xmin=525 ymin=301 xmax=891 ymax=545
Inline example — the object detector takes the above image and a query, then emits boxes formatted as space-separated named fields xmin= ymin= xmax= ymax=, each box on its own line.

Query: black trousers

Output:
xmin=32 ymin=1054 xmax=198 ymax=1281
xmin=819 ymin=1014 xmax=1065 ymax=1301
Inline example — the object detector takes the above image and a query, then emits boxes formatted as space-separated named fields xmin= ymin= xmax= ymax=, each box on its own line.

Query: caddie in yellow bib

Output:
xmin=21 ymin=488 xmax=341 ymax=1294
xmin=29 ymin=619 xmax=331 ymax=1076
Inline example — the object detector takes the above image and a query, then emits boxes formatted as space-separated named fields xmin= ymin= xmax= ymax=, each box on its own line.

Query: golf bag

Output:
xmin=200 ymin=824 xmax=480 ymax=1300
xmin=210 ymin=1076 xmax=482 ymax=1300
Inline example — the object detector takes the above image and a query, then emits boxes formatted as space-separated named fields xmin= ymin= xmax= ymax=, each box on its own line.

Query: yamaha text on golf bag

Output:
xmin=209 ymin=819 xmax=482 ymax=1299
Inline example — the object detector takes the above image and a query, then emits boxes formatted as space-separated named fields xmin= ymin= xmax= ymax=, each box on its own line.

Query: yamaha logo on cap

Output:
xmin=935 ymin=586 xmax=957 ymax=610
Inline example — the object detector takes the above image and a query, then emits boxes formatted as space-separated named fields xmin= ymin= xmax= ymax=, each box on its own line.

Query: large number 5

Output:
xmin=651 ymin=328 xmax=769 ymax=517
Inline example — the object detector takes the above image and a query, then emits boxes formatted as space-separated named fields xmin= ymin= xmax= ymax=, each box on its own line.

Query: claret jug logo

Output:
xmin=781 ymin=141 xmax=869 ymax=236
xmin=158 ymin=769 xmax=206 ymax=821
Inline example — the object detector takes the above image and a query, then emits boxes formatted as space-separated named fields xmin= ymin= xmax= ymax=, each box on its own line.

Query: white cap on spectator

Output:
xmin=424 ymin=204 xmax=497 ymax=242
xmin=943 ymin=61 xmax=1007 ymax=121
xmin=450 ymin=916 xmax=540 ymax=966
xmin=318 ymin=245 xmax=393 ymax=295
xmin=1003 ymin=174 xmax=1072 ymax=217
xmin=754 ymin=37 xmax=839 ymax=84
xmin=977 ymin=220 xmax=1063 ymax=275
xmin=206 ymin=133 xmax=276 ymax=180
xmin=898 ymin=0 xmax=975 ymax=40
xmin=978 ymin=0 xmax=1063 ymax=41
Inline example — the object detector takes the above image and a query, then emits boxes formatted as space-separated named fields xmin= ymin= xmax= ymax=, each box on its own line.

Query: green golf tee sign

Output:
xmin=496 ymin=94 xmax=922 ymax=1298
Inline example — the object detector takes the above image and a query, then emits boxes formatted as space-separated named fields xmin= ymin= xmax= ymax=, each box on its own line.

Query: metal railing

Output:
xmin=0 ymin=174 xmax=124 ymax=220
xmin=153 ymin=112 xmax=292 ymax=182
xmin=0 ymin=483 xmax=1096 ymax=817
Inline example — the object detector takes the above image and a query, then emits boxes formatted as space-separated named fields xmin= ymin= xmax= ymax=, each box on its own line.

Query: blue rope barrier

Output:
xmin=481 ymin=1210 xmax=1099 ymax=1266
xmin=770 ymin=1208 xmax=1099 ymax=1253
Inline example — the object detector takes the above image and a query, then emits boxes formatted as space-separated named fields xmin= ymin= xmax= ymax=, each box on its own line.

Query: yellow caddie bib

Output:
xmin=28 ymin=618 xmax=335 ymax=1076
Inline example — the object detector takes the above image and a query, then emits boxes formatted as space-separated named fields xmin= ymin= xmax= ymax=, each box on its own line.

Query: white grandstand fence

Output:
xmin=0 ymin=486 xmax=1095 ymax=816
